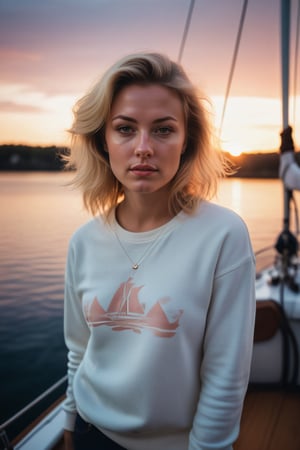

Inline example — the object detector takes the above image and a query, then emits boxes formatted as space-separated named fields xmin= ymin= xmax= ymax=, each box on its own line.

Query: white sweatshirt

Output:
xmin=63 ymin=201 xmax=256 ymax=450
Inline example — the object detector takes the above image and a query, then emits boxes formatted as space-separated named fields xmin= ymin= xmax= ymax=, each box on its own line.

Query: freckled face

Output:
xmin=105 ymin=84 xmax=186 ymax=196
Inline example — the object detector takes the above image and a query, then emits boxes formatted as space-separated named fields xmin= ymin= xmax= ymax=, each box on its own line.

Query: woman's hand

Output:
xmin=64 ymin=430 xmax=74 ymax=450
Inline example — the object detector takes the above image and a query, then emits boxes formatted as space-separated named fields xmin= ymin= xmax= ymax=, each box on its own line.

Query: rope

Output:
xmin=177 ymin=0 xmax=196 ymax=63
xmin=218 ymin=0 xmax=248 ymax=138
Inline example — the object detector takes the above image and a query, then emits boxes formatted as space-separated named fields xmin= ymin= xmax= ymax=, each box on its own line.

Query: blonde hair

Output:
xmin=66 ymin=52 xmax=229 ymax=217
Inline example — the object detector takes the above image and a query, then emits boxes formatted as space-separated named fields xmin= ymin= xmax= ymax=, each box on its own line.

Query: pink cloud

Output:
xmin=0 ymin=101 xmax=46 ymax=113
xmin=0 ymin=48 xmax=41 ymax=62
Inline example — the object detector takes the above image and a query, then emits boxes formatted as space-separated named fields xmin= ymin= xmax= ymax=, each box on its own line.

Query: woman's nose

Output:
xmin=134 ymin=132 xmax=153 ymax=157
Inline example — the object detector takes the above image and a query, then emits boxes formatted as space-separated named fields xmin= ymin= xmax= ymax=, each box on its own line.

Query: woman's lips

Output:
xmin=129 ymin=164 xmax=158 ymax=176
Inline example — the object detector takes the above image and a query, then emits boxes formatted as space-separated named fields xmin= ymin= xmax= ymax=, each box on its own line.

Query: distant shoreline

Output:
xmin=0 ymin=144 xmax=292 ymax=178
xmin=0 ymin=145 xmax=67 ymax=172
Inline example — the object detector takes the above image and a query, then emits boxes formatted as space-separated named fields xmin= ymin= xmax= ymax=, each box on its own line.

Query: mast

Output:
xmin=281 ymin=0 xmax=290 ymax=130
xmin=281 ymin=0 xmax=291 ymax=231
xmin=276 ymin=0 xmax=299 ymax=294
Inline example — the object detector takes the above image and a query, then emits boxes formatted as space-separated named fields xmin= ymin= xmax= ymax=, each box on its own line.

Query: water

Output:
xmin=0 ymin=172 xmax=89 ymax=436
xmin=0 ymin=173 xmax=298 ymax=436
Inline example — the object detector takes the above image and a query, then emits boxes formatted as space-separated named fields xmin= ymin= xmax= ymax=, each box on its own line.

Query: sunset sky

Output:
xmin=1 ymin=0 xmax=300 ymax=154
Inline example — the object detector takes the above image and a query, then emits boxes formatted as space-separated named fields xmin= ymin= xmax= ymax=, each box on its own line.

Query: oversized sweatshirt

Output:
xmin=63 ymin=201 xmax=256 ymax=450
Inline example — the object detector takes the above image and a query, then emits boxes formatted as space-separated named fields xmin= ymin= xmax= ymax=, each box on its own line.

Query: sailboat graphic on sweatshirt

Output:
xmin=84 ymin=277 xmax=183 ymax=338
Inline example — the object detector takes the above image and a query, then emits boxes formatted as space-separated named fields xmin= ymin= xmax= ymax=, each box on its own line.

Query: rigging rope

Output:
xmin=218 ymin=0 xmax=248 ymax=138
xmin=177 ymin=0 xmax=196 ymax=63
xmin=178 ymin=0 xmax=248 ymax=139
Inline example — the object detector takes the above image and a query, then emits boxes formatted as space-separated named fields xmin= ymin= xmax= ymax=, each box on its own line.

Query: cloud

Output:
xmin=0 ymin=0 xmax=188 ymax=96
xmin=0 ymin=100 xmax=46 ymax=114
xmin=0 ymin=81 xmax=75 ymax=145
xmin=0 ymin=48 xmax=41 ymax=62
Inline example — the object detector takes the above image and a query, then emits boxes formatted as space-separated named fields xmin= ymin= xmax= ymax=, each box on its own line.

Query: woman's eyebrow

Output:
xmin=111 ymin=115 xmax=177 ymax=123
xmin=153 ymin=116 xmax=178 ymax=123
xmin=111 ymin=115 xmax=137 ymax=122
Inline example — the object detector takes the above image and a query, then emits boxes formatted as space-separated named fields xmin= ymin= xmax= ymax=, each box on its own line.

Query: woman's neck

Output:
xmin=116 ymin=194 xmax=174 ymax=232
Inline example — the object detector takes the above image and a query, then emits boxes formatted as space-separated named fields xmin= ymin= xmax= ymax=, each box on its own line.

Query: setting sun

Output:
xmin=212 ymin=96 xmax=284 ymax=155
xmin=221 ymin=139 xmax=243 ymax=156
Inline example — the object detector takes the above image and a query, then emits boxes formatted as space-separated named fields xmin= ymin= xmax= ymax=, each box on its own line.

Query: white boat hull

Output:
xmin=250 ymin=263 xmax=300 ymax=386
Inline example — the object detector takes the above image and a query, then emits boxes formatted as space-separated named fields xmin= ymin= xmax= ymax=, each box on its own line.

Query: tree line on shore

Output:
xmin=0 ymin=144 xmax=295 ymax=178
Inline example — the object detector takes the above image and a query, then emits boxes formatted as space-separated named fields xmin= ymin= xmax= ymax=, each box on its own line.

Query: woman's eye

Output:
xmin=153 ymin=126 xmax=172 ymax=135
xmin=117 ymin=126 xmax=134 ymax=134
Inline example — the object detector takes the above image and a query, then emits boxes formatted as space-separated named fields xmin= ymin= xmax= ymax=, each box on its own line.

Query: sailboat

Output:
xmin=1 ymin=1 xmax=300 ymax=449
xmin=84 ymin=278 xmax=183 ymax=337
xmin=249 ymin=0 xmax=300 ymax=388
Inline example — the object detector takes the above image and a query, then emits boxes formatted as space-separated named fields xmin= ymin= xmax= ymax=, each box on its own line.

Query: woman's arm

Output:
xmin=189 ymin=223 xmax=256 ymax=450
xmin=63 ymin=240 xmax=90 ymax=431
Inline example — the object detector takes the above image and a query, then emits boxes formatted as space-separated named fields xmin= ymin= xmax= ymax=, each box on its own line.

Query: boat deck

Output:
xmin=52 ymin=388 xmax=300 ymax=450
xmin=235 ymin=387 xmax=300 ymax=450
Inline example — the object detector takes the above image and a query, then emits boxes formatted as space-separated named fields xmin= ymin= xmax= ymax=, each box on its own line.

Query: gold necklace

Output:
xmin=112 ymin=226 xmax=165 ymax=270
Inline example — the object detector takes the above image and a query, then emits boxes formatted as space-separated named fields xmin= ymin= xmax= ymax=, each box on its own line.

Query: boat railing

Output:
xmin=255 ymin=244 xmax=277 ymax=274
xmin=0 ymin=375 xmax=67 ymax=450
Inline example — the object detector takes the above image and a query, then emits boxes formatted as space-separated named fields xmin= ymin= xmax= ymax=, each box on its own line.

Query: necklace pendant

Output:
xmin=132 ymin=263 xmax=139 ymax=270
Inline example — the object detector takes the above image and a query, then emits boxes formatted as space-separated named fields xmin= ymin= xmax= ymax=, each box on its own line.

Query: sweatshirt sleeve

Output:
xmin=189 ymin=222 xmax=256 ymax=450
xmin=63 ymin=239 xmax=90 ymax=431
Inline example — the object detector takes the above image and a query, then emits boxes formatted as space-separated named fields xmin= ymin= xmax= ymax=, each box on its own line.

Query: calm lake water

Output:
xmin=0 ymin=172 xmax=298 ymax=434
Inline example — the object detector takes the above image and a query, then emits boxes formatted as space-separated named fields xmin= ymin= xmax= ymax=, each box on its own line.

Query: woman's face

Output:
xmin=105 ymin=83 xmax=186 ymax=197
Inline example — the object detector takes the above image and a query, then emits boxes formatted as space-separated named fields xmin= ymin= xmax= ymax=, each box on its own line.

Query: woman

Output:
xmin=63 ymin=52 xmax=256 ymax=450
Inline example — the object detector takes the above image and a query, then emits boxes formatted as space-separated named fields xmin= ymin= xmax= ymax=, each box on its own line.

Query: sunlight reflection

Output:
xmin=230 ymin=179 xmax=242 ymax=214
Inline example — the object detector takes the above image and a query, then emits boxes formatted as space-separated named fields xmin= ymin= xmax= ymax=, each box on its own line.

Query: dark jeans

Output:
xmin=73 ymin=414 xmax=127 ymax=450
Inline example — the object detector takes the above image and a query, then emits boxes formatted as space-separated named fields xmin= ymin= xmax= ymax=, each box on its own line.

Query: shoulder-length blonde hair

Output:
xmin=66 ymin=52 xmax=229 ymax=217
